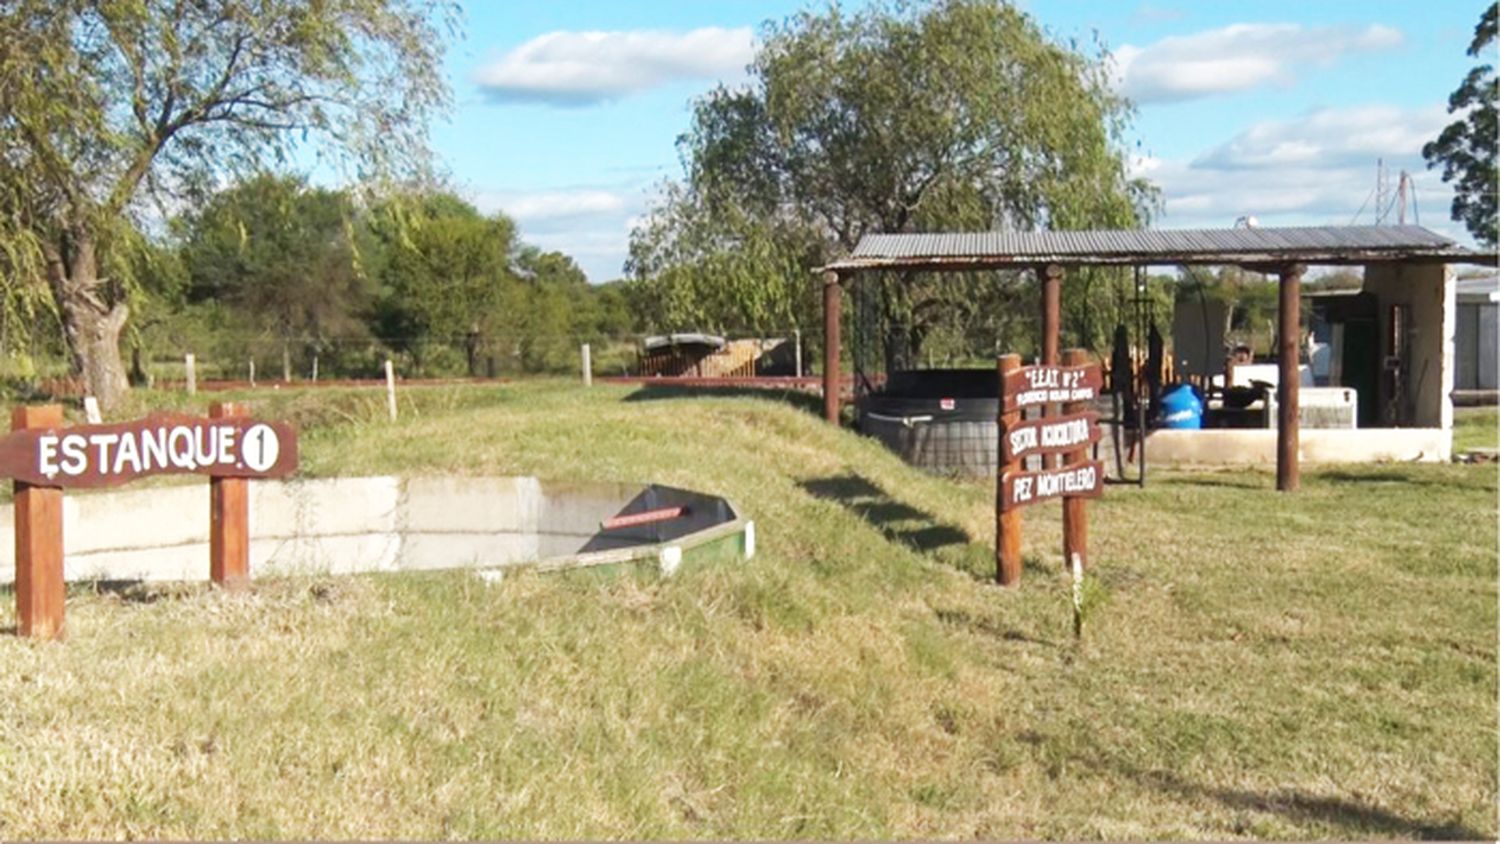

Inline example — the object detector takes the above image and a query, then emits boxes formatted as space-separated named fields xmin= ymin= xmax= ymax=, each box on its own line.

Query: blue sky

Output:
xmin=431 ymin=1 xmax=1487 ymax=280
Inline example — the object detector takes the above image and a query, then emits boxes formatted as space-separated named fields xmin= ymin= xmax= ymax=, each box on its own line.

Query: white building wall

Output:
xmin=1361 ymin=262 xmax=1455 ymax=429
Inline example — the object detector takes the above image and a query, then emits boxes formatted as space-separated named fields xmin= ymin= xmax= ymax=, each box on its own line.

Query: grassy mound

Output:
xmin=0 ymin=381 xmax=1493 ymax=838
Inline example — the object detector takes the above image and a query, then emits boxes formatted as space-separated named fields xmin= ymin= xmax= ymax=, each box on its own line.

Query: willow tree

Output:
xmin=0 ymin=0 xmax=455 ymax=407
xmin=628 ymin=0 xmax=1155 ymax=358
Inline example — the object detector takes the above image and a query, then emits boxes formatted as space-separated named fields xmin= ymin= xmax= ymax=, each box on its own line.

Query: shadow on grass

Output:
xmin=1315 ymin=466 xmax=1475 ymax=489
xmin=623 ymin=383 xmax=823 ymax=416
xmin=932 ymin=605 xmax=1055 ymax=647
xmin=801 ymin=473 xmax=988 ymax=579
xmin=1140 ymin=769 xmax=1485 ymax=839
xmin=85 ymin=580 xmax=206 ymax=602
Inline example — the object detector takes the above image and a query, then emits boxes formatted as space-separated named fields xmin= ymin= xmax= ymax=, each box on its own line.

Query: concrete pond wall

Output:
xmin=0 ymin=476 xmax=753 ymax=584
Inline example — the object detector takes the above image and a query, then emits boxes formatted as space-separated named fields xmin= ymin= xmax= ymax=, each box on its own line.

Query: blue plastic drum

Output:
xmin=1159 ymin=383 xmax=1204 ymax=429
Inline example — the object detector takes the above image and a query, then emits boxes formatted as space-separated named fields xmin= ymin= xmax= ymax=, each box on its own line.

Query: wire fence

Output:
xmin=3 ymin=329 xmax=819 ymax=395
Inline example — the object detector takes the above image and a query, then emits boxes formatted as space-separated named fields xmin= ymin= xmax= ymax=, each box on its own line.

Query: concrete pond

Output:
xmin=0 ymin=476 xmax=754 ymax=584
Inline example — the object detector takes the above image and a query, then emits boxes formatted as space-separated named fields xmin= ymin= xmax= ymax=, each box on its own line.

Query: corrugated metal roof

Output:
xmin=826 ymin=225 xmax=1489 ymax=271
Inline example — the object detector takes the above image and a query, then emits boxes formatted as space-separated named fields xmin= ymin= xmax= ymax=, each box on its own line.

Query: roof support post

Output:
xmin=1040 ymin=264 xmax=1063 ymax=467
xmin=823 ymin=270 xmax=843 ymax=425
xmin=1277 ymin=263 xmax=1305 ymax=492
xmin=1040 ymin=264 xmax=1062 ymax=366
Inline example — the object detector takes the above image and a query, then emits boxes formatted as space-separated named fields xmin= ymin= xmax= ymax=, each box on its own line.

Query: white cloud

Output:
xmin=474 ymin=27 xmax=755 ymax=106
xmin=1114 ymin=23 xmax=1404 ymax=104
xmin=468 ymin=184 xmax=652 ymax=281
xmin=480 ymin=189 xmax=628 ymax=222
xmin=1130 ymin=4 xmax=1185 ymax=25
xmin=1191 ymin=104 xmax=1448 ymax=171
xmin=1145 ymin=104 xmax=1458 ymax=234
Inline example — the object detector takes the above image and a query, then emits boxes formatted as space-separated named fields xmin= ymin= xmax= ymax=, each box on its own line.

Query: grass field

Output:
xmin=0 ymin=381 xmax=1494 ymax=839
xmin=1455 ymin=406 xmax=1499 ymax=453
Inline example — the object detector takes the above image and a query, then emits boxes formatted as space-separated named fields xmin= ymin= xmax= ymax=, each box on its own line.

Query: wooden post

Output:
xmin=184 ymin=353 xmax=197 ymax=396
xmin=248 ymin=358 xmax=256 ymax=388
xmin=1041 ymin=264 xmax=1062 ymax=366
xmin=823 ymin=270 xmax=843 ymax=425
xmin=1040 ymin=264 xmax=1063 ymax=467
xmin=311 ymin=353 xmax=319 ymax=383
xmin=384 ymin=359 xmax=398 ymax=421
xmin=1277 ymin=264 xmax=1304 ymax=492
xmin=794 ymin=328 xmax=803 ymax=378
xmin=282 ymin=343 xmax=292 ymax=383
xmin=581 ymin=343 xmax=593 ymax=387
xmin=13 ymin=405 xmax=65 ymax=639
xmin=996 ymin=354 xmax=1023 ymax=586
xmin=1062 ymin=347 xmax=1090 ymax=570
xmin=209 ymin=402 xmax=249 ymax=588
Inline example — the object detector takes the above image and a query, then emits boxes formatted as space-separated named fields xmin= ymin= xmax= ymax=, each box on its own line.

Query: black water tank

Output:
xmin=857 ymin=369 xmax=999 ymax=476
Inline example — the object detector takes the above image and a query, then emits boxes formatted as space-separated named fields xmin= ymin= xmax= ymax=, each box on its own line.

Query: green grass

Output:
xmin=1454 ymin=406 xmax=1499 ymax=453
xmin=0 ymin=381 xmax=1494 ymax=839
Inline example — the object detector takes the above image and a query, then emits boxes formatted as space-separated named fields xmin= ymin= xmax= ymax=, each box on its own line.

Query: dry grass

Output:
xmin=0 ymin=380 xmax=1493 ymax=839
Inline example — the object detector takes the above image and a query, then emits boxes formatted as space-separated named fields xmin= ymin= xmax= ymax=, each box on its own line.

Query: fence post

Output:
xmin=311 ymin=353 xmax=319 ymax=383
xmin=185 ymin=353 xmax=197 ymax=396
xmin=248 ymin=358 xmax=256 ymax=388
xmin=581 ymin=343 xmax=592 ymax=387
xmin=12 ymin=405 xmax=65 ymax=639
xmin=794 ymin=328 xmax=803 ymax=378
xmin=209 ymin=402 xmax=250 ymax=588
xmin=282 ymin=343 xmax=291 ymax=383
xmin=385 ymin=358 xmax=398 ymax=421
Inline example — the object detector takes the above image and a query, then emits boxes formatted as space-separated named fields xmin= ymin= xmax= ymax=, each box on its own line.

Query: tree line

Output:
xmin=120 ymin=174 xmax=642 ymax=382
xmin=2 ymin=0 xmax=1492 ymax=406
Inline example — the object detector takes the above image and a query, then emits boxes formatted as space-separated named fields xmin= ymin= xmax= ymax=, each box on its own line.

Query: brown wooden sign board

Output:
xmin=0 ymin=413 xmax=298 ymax=489
xmin=1001 ymin=460 xmax=1105 ymax=510
xmin=1000 ymin=411 xmax=1102 ymax=463
xmin=1003 ymin=363 xmax=1104 ymax=409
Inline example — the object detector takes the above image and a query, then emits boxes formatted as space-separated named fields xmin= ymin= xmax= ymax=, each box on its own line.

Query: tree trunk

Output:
xmin=44 ymin=232 xmax=130 ymax=409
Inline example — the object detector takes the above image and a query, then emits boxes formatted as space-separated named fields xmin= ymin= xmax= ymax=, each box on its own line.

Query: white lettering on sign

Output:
xmin=1008 ymin=463 xmax=1101 ymax=507
xmin=1013 ymin=385 xmax=1098 ymax=406
xmin=1008 ymin=426 xmax=1038 ymax=456
xmin=1041 ymin=416 xmax=1092 ymax=449
xmin=241 ymin=424 xmax=279 ymax=472
xmin=35 ymin=423 xmax=278 ymax=479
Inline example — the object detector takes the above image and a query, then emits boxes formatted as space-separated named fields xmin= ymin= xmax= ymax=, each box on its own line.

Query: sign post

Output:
xmin=0 ymin=406 xmax=298 ymax=637
xmin=996 ymin=354 xmax=1024 ymax=586
xmin=1062 ymin=348 xmax=1091 ymax=571
xmin=209 ymin=402 xmax=250 ymax=587
xmin=12 ymin=405 xmax=65 ymax=640
xmin=996 ymin=349 xmax=1104 ymax=586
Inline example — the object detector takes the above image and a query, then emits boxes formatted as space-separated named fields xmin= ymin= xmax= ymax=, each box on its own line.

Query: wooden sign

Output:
xmin=1001 ymin=460 xmax=1104 ymax=509
xmin=0 ymin=413 xmax=297 ymax=489
xmin=1002 ymin=363 xmax=1103 ymax=409
xmin=6 ymin=404 xmax=298 ymax=639
xmin=1000 ymin=411 xmax=1102 ymax=463
xmin=996 ymin=349 xmax=1105 ymax=589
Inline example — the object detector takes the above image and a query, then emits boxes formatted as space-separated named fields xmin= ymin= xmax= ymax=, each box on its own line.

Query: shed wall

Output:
xmin=1361 ymin=263 xmax=1455 ymax=429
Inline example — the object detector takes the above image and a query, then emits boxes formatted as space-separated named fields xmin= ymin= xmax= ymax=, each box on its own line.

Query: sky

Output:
xmin=429 ymin=0 xmax=1488 ymax=281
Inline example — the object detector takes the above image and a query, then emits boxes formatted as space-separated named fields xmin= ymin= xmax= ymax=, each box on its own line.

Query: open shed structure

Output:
xmin=820 ymin=224 xmax=1491 ymax=491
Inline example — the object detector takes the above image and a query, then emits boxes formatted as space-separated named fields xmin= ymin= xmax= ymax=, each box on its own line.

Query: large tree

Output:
xmin=178 ymin=173 xmax=371 ymax=374
xmin=0 ymin=0 xmax=455 ymax=407
xmin=366 ymin=193 xmax=519 ymax=374
xmin=628 ymin=0 xmax=1154 ymax=356
xmin=1424 ymin=2 xmax=1498 ymax=248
